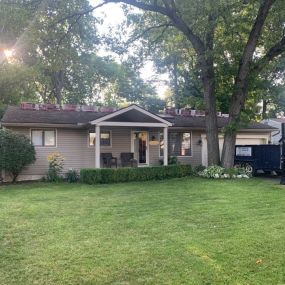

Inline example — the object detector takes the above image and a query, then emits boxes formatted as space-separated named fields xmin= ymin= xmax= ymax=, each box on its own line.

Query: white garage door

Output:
xmin=235 ymin=138 xmax=267 ymax=145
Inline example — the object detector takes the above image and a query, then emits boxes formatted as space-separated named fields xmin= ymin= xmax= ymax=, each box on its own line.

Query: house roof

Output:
xmin=1 ymin=105 xmax=276 ymax=131
xmin=90 ymin=104 xmax=172 ymax=126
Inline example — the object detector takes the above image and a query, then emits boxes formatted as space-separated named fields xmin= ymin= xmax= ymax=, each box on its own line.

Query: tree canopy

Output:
xmin=0 ymin=0 xmax=160 ymax=110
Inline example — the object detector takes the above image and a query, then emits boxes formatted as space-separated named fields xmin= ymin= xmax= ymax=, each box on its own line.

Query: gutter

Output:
xmin=0 ymin=122 xmax=87 ymax=129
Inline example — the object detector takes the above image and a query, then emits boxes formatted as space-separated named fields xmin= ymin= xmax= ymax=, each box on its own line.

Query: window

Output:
xmin=31 ymin=129 xmax=56 ymax=147
xmin=89 ymin=130 xmax=111 ymax=147
xmin=160 ymin=132 xmax=192 ymax=156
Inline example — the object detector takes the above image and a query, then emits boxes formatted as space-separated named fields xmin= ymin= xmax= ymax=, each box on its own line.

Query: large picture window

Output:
xmin=89 ymin=130 xmax=111 ymax=147
xmin=160 ymin=132 xmax=192 ymax=157
xmin=31 ymin=129 xmax=56 ymax=147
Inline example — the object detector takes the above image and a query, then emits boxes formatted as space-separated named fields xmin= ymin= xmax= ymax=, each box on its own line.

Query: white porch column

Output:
xmin=95 ymin=125 xmax=100 ymax=168
xmin=163 ymin=127 xmax=168 ymax=166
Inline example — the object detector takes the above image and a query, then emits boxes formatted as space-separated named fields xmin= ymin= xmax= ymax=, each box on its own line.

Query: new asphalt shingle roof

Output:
xmin=1 ymin=105 xmax=276 ymax=130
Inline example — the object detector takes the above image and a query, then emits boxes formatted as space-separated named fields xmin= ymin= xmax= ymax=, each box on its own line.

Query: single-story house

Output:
xmin=0 ymin=103 xmax=276 ymax=181
xmin=261 ymin=118 xmax=284 ymax=144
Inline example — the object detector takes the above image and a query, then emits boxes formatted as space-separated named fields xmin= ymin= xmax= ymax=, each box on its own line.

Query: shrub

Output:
xmin=47 ymin=152 xmax=64 ymax=182
xmin=159 ymin=156 xmax=179 ymax=165
xmin=0 ymin=129 xmax=36 ymax=182
xmin=194 ymin=165 xmax=206 ymax=174
xmin=80 ymin=164 xmax=193 ymax=184
xmin=198 ymin=165 xmax=250 ymax=179
xmin=66 ymin=169 xmax=79 ymax=183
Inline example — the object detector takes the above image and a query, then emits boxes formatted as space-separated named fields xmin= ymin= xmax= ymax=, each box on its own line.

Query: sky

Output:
xmin=89 ymin=1 xmax=169 ymax=98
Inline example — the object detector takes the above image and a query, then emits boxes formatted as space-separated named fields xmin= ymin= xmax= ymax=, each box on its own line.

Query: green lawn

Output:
xmin=0 ymin=178 xmax=284 ymax=285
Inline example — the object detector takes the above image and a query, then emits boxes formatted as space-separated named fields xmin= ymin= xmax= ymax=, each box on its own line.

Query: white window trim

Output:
xmin=159 ymin=131 xmax=193 ymax=158
xmin=30 ymin=128 xmax=57 ymax=148
xmin=87 ymin=129 xmax=112 ymax=148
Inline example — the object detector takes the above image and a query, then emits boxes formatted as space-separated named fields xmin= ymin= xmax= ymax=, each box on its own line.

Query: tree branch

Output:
xmin=126 ymin=22 xmax=173 ymax=46
xmin=235 ymin=0 xmax=276 ymax=84
xmin=252 ymin=35 xmax=285 ymax=73
xmin=104 ymin=0 xmax=206 ymax=56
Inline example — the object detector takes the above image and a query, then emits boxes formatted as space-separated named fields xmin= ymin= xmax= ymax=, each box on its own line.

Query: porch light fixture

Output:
xmin=149 ymin=135 xmax=159 ymax=146
xmin=197 ymin=139 xmax=202 ymax=146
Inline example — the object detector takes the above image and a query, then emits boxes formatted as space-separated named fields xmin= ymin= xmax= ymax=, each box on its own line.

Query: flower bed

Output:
xmin=198 ymin=165 xmax=250 ymax=179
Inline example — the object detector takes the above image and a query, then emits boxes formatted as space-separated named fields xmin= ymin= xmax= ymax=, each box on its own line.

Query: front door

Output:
xmin=132 ymin=131 xmax=149 ymax=165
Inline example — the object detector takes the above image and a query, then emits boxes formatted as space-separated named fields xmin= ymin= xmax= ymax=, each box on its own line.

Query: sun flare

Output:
xmin=4 ymin=49 xmax=14 ymax=59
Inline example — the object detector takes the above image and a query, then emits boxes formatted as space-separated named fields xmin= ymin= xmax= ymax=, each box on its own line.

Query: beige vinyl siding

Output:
xmin=4 ymin=126 xmax=201 ymax=181
xmin=149 ymin=130 xmax=161 ymax=166
xmin=5 ymin=127 xmax=134 ymax=178
xmin=166 ymin=130 xmax=202 ymax=166
xmin=100 ymin=127 xmax=131 ymax=163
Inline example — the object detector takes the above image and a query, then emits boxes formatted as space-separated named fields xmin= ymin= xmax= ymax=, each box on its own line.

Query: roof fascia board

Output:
xmin=97 ymin=121 xmax=168 ymax=127
xmin=1 ymin=123 xmax=84 ymax=128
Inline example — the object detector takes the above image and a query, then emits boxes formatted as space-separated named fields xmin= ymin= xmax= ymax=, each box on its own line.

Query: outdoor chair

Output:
xmin=101 ymin=153 xmax=117 ymax=168
xmin=120 ymin=152 xmax=138 ymax=167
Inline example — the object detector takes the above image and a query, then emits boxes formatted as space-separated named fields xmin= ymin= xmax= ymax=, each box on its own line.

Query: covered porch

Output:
xmin=89 ymin=105 xmax=172 ymax=168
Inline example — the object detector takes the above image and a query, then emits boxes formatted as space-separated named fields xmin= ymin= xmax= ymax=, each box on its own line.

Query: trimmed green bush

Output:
xmin=65 ymin=169 xmax=79 ymax=183
xmin=80 ymin=164 xmax=193 ymax=184
xmin=0 ymin=129 xmax=36 ymax=182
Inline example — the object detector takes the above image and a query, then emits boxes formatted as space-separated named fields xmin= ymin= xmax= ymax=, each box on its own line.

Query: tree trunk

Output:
xmin=201 ymin=60 xmax=220 ymax=166
xmin=172 ymin=58 xmax=180 ymax=108
xmin=221 ymin=126 xmax=237 ymax=168
xmin=51 ymin=70 xmax=64 ymax=104
xmin=262 ymin=99 xmax=268 ymax=119
xmin=221 ymin=0 xmax=275 ymax=168
xmin=221 ymin=85 xmax=247 ymax=168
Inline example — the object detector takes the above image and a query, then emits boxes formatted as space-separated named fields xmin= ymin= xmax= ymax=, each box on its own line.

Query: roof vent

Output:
xmin=62 ymin=104 xmax=80 ymax=111
xmin=165 ymin=108 xmax=176 ymax=116
xmin=195 ymin=110 xmax=205 ymax=116
xmin=20 ymin=103 xmax=38 ymax=110
xmin=38 ymin=104 xmax=60 ymax=111
xmin=81 ymin=105 xmax=99 ymax=112
xmin=100 ymin=106 xmax=117 ymax=113
xmin=181 ymin=108 xmax=191 ymax=117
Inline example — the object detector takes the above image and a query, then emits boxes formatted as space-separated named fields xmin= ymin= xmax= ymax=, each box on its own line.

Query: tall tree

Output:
xmin=83 ymin=0 xmax=285 ymax=166
xmin=0 ymin=0 xmax=159 ymax=108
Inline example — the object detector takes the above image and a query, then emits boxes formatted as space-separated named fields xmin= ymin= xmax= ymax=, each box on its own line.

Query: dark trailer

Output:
xmin=234 ymin=144 xmax=281 ymax=175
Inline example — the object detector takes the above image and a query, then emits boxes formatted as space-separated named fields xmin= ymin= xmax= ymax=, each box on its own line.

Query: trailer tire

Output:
xmin=244 ymin=163 xmax=254 ymax=176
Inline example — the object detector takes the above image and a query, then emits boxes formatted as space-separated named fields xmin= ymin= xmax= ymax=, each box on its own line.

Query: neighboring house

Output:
xmin=0 ymin=104 xmax=276 ymax=181
xmin=261 ymin=118 xmax=284 ymax=144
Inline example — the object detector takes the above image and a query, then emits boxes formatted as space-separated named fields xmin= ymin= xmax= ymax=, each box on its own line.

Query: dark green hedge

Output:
xmin=80 ymin=165 xmax=193 ymax=184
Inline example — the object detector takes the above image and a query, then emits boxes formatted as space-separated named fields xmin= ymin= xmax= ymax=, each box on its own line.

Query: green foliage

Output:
xmin=0 ymin=129 xmax=36 ymax=181
xmin=193 ymin=165 xmax=206 ymax=174
xmin=65 ymin=169 xmax=79 ymax=183
xmin=115 ymin=0 xmax=285 ymax=116
xmin=46 ymin=152 xmax=65 ymax=182
xmin=0 ymin=105 xmax=7 ymax=120
xmin=0 ymin=0 xmax=160 ymax=107
xmin=159 ymin=156 xmax=179 ymax=165
xmin=0 ymin=64 xmax=37 ymax=105
xmin=198 ymin=165 xmax=250 ymax=179
xmin=80 ymin=165 xmax=193 ymax=184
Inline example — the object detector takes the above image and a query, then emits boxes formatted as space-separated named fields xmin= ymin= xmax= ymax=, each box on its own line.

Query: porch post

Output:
xmin=95 ymin=125 xmax=100 ymax=168
xmin=163 ymin=127 xmax=168 ymax=166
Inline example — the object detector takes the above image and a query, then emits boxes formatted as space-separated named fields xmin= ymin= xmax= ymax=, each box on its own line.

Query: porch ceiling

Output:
xmin=90 ymin=104 xmax=172 ymax=127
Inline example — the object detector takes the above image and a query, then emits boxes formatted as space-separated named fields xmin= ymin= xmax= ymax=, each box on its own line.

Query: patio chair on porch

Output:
xmin=120 ymin=152 xmax=138 ymax=167
xmin=101 ymin=153 xmax=118 ymax=168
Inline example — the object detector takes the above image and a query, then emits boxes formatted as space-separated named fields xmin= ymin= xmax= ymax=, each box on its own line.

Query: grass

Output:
xmin=0 ymin=177 xmax=284 ymax=285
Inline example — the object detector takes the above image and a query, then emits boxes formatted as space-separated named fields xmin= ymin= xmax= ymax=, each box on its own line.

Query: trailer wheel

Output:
xmin=244 ymin=163 xmax=254 ymax=175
